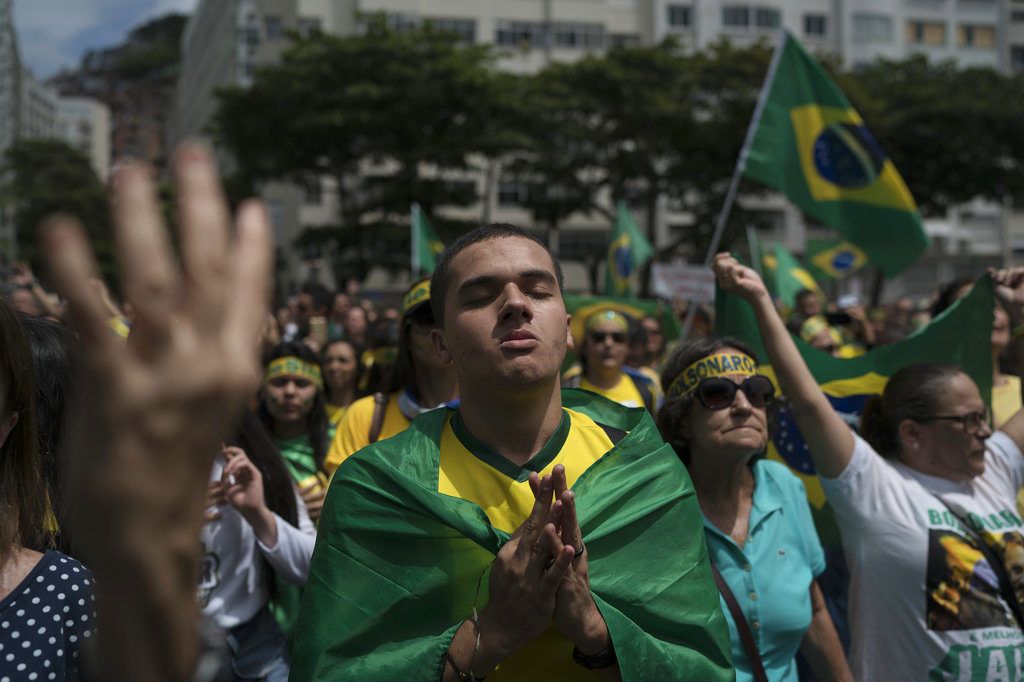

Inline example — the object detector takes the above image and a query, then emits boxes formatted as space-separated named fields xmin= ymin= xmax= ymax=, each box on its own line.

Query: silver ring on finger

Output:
xmin=574 ymin=542 xmax=585 ymax=559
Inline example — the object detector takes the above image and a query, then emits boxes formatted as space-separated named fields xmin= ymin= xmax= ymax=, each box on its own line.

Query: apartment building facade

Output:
xmin=174 ymin=0 xmax=1016 ymax=296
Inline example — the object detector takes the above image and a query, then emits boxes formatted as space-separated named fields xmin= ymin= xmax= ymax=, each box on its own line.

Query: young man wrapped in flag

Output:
xmin=291 ymin=225 xmax=733 ymax=680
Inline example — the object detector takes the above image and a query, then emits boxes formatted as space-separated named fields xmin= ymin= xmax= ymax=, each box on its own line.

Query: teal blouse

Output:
xmin=702 ymin=459 xmax=826 ymax=682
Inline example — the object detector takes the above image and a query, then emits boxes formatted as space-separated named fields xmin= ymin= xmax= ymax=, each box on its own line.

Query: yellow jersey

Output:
xmin=325 ymin=391 xmax=410 ymax=475
xmin=438 ymin=407 xmax=615 ymax=680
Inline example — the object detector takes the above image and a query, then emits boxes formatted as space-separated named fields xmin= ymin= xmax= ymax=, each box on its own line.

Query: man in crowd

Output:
xmin=292 ymin=224 xmax=733 ymax=680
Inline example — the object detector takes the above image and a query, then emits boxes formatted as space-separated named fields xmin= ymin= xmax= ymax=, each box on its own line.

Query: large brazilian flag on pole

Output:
xmin=716 ymin=275 xmax=994 ymax=544
xmin=291 ymin=390 xmax=733 ymax=680
xmin=743 ymin=31 xmax=928 ymax=277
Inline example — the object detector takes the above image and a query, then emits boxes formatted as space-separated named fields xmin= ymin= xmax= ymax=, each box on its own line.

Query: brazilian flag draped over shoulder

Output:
xmin=716 ymin=276 xmax=994 ymax=544
xmin=743 ymin=31 xmax=928 ymax=276
xmin=291 ymin=390 xmax=733 ymax=681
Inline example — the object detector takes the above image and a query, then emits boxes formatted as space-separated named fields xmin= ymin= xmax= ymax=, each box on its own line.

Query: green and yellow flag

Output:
xmin=805 ymin=239 xmax=867 ymax=280
xmin=604 ymin=201 xmax=653 ymax=297
xmin=411 ymin=202 xmax=445 ymax=276
xmin=762 ymin=243 xmax=824 ymax=311
xmin=291 ymin=391 xmax=734 ymax=681
xmin=716 ymin=275 xmax=994 ymax=544
xmin=743 ymin=31 xmax=928 ymax=277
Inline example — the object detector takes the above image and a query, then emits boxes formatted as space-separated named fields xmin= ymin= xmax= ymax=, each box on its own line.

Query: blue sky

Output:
xmin=13 ymin=0 xmax=198 ymax=78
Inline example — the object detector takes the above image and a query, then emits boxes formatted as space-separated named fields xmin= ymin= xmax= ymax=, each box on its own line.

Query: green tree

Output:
xmin=508 ymin=40 xmax=771 ymax=291
xmin=1 ymin=139 xmax=114 ymax=281
xmin=215 ymin=15 xmax=517 ymax=280
xmin=838 ymin=56 xmax=1024 ymax=215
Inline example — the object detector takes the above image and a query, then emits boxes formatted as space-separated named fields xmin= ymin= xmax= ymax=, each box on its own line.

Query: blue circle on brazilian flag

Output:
xmin=812 ymin=123 xmax=887 ymax=189
xmin=831 ymin=250 xmax=856 ymax=271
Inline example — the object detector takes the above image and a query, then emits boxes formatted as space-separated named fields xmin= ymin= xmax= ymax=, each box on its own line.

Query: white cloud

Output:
xmin=12 ymin=0 xmax=199 ymax=78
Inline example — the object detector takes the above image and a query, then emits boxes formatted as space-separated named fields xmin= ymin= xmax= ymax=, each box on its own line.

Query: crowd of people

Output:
xmin=2 ymin=145 xmax=1024 ymax=682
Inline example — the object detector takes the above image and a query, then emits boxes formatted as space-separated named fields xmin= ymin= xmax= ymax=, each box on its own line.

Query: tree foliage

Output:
xmin=838 ymin=57 xmax=1024 ymax=215
xmin=1 ymin=139 xmax=114 ymax=281
xmin=215 ymin=15 xmax=519 ymax=279
xmin=214 ymin=25 xmax=1024 ymax=282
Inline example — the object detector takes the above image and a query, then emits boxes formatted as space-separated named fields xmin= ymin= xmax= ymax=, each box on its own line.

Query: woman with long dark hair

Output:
xmin=201 ymin=408 xmax=315 ymax=680
xmin=321 ymin=338 xmax=362 ymax=427
xmin=0 ymin=296 xmax=94 ymax=679
xmin=258 ymin=342 xmax=330 ymax=522
xmin=324 ymin=279 xmax=457 ymax=474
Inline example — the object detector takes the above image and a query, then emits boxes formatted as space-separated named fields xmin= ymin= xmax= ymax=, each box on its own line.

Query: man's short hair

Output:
xmin=430 ymin=224 xmax=564 ymax=326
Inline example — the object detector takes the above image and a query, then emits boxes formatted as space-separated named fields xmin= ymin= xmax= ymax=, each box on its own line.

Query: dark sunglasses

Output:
xmin=590 ymin=331 xmax=626 ymax=344
xmin=695 ymin=375 xmax=775 ymax=411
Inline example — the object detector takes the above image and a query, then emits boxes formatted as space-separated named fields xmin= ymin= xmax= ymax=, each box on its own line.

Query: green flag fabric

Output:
xmin=804 ymin=239 xmax=867 ymax=280
xmin=411 ymin=202 xmax=445 ymax=275
xmin=291 ymin=390 xmax=734 ymax=681
xmin=762 ymin=243 xmax=823 ymax=311
xmin=604 ymin=201 xmax=654 ymax=297
xmin=743 ymin=31 xmax=928 ymax=277
xmin=715 ymin=275 xmax=994 ymax=544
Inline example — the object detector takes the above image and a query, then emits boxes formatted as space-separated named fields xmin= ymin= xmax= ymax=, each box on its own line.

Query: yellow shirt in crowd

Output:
xmin=325 ymin=391 xmax=410 ymax=475
xmin=580 ymin=373 xmax=645 ymax=408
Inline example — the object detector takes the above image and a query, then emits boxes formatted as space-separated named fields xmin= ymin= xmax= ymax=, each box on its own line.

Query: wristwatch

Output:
xmin=572 ymin=641 xmax=617 ymax=670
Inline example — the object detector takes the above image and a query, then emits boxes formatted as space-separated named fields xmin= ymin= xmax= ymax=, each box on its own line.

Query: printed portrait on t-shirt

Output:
xmin=925 ymin=528 xmax=1024 ymax=631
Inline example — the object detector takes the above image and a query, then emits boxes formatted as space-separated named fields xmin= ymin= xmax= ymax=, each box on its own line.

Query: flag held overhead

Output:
xmin=742 ymin=31 xmax=928 ymax=277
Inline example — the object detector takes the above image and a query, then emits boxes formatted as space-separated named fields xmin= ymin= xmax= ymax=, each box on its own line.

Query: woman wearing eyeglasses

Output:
xmin=656 ymin=338 xmax=851 ymax=682
xmin=564 ymin=309 xmax=657 ymax=412
xmin=715 ymin=252 xmax=1024 ymax=681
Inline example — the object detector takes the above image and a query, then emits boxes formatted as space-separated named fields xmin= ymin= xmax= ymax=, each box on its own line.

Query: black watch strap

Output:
xmin=572 ymin=641 xmax=617 ymax=670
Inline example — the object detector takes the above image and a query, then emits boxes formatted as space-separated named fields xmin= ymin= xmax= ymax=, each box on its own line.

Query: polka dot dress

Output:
xmin=0 ymin=551 xmax=96 ymax=681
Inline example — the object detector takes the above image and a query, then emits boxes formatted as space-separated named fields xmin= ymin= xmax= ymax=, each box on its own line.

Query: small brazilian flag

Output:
xmin=411 ymin=202 xmax=445 ymax=276
xmin=806 ymin=239 xmax=868 ymax=280
xmin=603 ymin=201 xmax=653 ymax=297
xmin=743 ymin=31 xmax=928 ymax=277
xmin=762 ymin=243 xmax=824 ymax=311
xmin=716 ymin=274 xmax=994 ymax=545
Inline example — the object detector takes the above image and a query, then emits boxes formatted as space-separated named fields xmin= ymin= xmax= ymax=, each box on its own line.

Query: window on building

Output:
xmin=298 ymin=17 xmax=322 ymax=37
xmin=958 ymin=24 xmax=996 ymax=47
xmin=497 ymin=178 xmax=530 ymax=207
xmin=303 ymin=178 xmax=322 ymax=205
xmin=609 ymin=33 xmax=641 ymax=48
xmin=264 ymin=16 xmax=283 ymax=41
xmin=722 ymin=6 xmax=750 ymax=28
xmin=667 ymin=4 xmax=692 ymax=27
xmin=906 ymin=20 xmax=946 ymax=45
xmin=1012 ymin=45 xmax=1024 ymax=71
xmin=804 ymin=14 xmax=827 ymax=37
xmin=852 ymin=13 xmax=893 ymax=42
xmin=755 ymin=8 xmax=780 ymax=28
xmin=1013 ymin=10 xmax=1024 ymax=22
xmin=387 ymin=13 xmax=421 ymax=33
xmin=425 ymin=17 xmax=477 ymax=43
xmin=495 ymin=20 xmax=547 ymax=48
xmin=552 ymin=22 xmax=606 ymax=49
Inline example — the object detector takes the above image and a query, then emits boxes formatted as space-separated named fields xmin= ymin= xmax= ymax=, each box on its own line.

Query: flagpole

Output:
xmin=411 ymin=202 xmax=420 ymax=280
xmin=682 ymin=29 xmax=788 ymax=338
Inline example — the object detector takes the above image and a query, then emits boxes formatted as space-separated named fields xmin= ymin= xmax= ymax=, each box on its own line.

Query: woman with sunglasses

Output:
xmin=564 ymin=309 xmax=656 ymax=412
xmin=715 ymin=252 xmax=1024 ymax=681
xmin=657 ymin=338 xmax=851 ymax=682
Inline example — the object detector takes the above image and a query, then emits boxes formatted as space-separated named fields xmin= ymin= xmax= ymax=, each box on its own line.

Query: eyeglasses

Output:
xmin=694 ymin=375 xmax=775 ymax=411
xmin=590 ymin=331 xmax=626 ymax=344
xmin=925 ymin=409 xmax=992 ymax=435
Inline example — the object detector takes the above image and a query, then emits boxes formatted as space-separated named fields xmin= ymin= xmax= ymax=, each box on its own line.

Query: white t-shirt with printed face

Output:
xmin=822 ymin=432 xmax=1024 ymax=682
